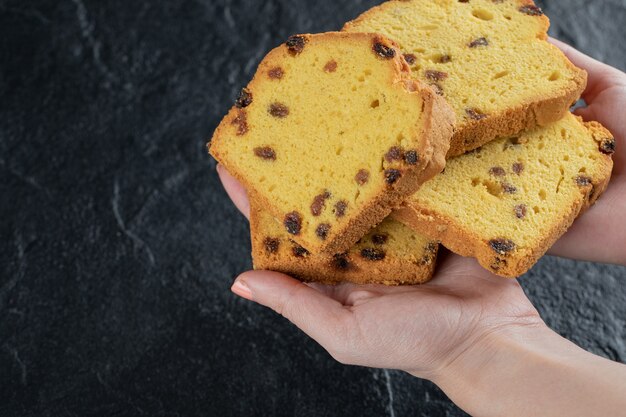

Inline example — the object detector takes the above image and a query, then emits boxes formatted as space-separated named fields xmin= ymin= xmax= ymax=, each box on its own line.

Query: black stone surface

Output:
xmin=1 ymin=1 xmax=625 ymax=416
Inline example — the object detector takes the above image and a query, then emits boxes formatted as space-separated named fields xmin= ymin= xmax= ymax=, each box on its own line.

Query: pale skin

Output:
xmin=215 ymin=40 xmax=626 ymax=416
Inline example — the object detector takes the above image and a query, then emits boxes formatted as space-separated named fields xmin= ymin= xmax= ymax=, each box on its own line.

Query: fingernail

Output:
xmin=231 ymin=279 xmax=253 ymax=300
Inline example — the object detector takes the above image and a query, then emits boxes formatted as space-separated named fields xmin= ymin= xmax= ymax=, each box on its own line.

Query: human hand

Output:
xmin=547 ymin=39 xmax=626 ymax=266
xmin=217 ymin=165 xmax=626 ymax=416
xmin=216 ymin=165 xmax=542 ymax=379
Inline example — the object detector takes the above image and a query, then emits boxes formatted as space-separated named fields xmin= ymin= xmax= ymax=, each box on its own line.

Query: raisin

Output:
xmin=599 ymin=137 xmax=616 ymax=154
xmin=502 ymin=183 xmax=517 ymax=194
xmin=575 ymin=175 xmax=592 ymax=187
xmin=231 ymin=110 xmax=248 ymax=136
xmin=264 ymin=237 xmax=280 ymax=254
xmin=310 ymin=191 xmax=331 ymax=216
xmin=286 ymin=35 xmax=307 ymax=54
xmin=425 ymin=70 xmax=448 ymax=81
xmin=254 ymin=146 xmax=276 ymax=160
xmin=519 ymin=5 xmax=543 ymax=16
xmin=361 ymin=248 xmax=386 ymax=261
xmin=269 ymin=103 xmax=289 ymax=118
xmin=489 ymin=238 xmax=516 ymax=255
xmin=404 ymin=150 xmax=419 ymax=165
xmin=268 ymin=67 xmax=284 ymax=79
xmin=430 ymin=83 xmax=444 ymax=96
xmin=334 ymin=200 xmax=347 ymax=218
xmin=235 ymin=88 xmax=253 ymax=108
xmin=512 ymin=162 xmax=524 ymax=175
xmin=315 ymin=223 xmax=331 ymax=240
xmin=355 ymin=169 xmax=370 ymax=185
xmin=331 ymin=254 xmax=351 ymax=270
xmin=385 ymin=146 xmax=404 ymax=162
xmin=425 ymin=242 xmax=437 ymax=253
xmin=438 ymin=55 xmax=452 ymax=63
xmin=589 ymin=185 xmax=597 ymax=201
xmin=371 ymin=234 xmax=389 ymax=245
xmin=324 ymin=60 xmax=338 ymax=72
xmin=489 ymin=166 xmax=506 ymax=177
xmin=292 ymin=243 xmax=310 ymax=258
xmin=284 ymin=212 xmax=302 ymax=235
xmin=466 ymin=108 xmax=487 ymax=120
xmin=373 ymin=42 xmax=396 ymax=59
xmin=403 ymin=53 xmax=417 ymax=65
xmin=491 ymin=256 xmax=507 ymax=271
xmin=469 ymin=37 xmax=489 ymax=48
xmin=514 ymin=204 xmax=527 ymax=219
xmin=385 ymin=169 xmax=402 ymax=185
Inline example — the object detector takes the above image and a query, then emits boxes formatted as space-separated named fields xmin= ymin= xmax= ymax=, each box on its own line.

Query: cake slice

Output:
xmin=393 ymin=113 xmax=614 ymax=277
xmin=344 ymin=0 xmax=587 ymax=157
xmin=251 ymin=203 xmax=438 ymax=285
xmin=210 ymin=32 xmax=454 ymax=255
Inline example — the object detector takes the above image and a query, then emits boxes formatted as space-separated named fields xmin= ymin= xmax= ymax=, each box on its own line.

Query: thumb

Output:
xmin=232 ymin=270 xmax=353 ymax=353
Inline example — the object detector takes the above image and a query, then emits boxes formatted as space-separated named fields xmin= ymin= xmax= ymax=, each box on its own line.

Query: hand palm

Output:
xmin=305 ymin=254 xmax=540 ymax=375
xmin=216 ymin=164 xmax=541 ymax=375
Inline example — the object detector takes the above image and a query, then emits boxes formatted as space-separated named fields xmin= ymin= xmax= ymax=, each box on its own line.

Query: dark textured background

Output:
xmin=1 ymin=0 xmax=625 ymax=415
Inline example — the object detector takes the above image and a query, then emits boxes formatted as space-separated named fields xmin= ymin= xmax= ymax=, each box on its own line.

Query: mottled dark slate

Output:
xmin=0 ymin=0 xmax=624 ymax=416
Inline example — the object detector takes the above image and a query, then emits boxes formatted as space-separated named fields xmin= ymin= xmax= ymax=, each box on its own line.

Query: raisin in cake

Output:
xmin=393 ymin=113 xmax=614 ymax=277
xmin=251 ymin=203 xmax=438 ymax=285
xmin=344 ymin=0 xmax=587 ymax=157
xmin=210 ymin=32 xmax=455 ymax=255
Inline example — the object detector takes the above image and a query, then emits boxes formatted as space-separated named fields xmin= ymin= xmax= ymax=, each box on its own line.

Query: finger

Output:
xmin=216 ymin=164 xmax=250 ymax=220
xmin=232 ymin=270 xmax=354 ymax=350
xmin=430 ymin=253 xmax=520 ymax=289
xmin=572 ymin=106 xmax=593 ymax=121
xmin=309 ymin=253 xmax=511 ymax=305
xmin=574 ymin=94 xmax=626 ymax=178
xmin=549 ymin=38 xmax=607 ymax=78
xmin=309 ymin=281 xmax=404 ymax=306
xmin=549 ymin=37 xmax=623 ymax=102
xmin=547 ymin=183 xmax=626 ymax=265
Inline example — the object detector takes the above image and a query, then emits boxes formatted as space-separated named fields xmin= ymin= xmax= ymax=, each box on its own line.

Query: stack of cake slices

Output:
xmin=209 ymin=0 xmax=615 ymax=283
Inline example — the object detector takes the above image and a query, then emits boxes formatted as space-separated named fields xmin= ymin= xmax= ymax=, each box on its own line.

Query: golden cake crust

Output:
xmin=343 ymin=0 xmax=587 ymax=157
xmin=393 ymin=116 xmax=614 ymax=277
xmin=446 ymin=82 xmax=586 ymax=156
xmin=209 ymin=32 xmax=455 ymax=255
xmin=250 ymin=202 xmax=438 ymax=285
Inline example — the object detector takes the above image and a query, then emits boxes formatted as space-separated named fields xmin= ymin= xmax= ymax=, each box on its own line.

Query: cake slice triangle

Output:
xmin=393 ymin=113 xmax=614 ymax=277
xmin=251 ymin=202 xmax=439 ymax=285
xmin=210 ymin=32 xmax=454 ymax=255
xmin=344 ymin=0 xmax=586 ymax=157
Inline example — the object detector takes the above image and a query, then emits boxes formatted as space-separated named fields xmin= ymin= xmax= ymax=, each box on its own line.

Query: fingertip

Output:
xmin=237 ymin=270 xmax=302 ymax=296
xmin=433 ymin=253 xmax=512 ymax=286
xmin=231 ymin=277 xmax=253 ymax=301
xmin=236 ymin=270 xmax=351 ymax=336
xmin=216 ymin=164 xmax=251 ymax=220
xmin=573 ymin=106 xmax=592 ymax=121
xmin=548 ymin=37 xmax=567 ymax=49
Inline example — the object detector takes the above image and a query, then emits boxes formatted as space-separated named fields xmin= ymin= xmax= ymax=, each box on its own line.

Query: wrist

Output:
xmin=423 ymin=323 xmax=576 ymax=416
xmin=421 ymin=322 xmax=626 ymax=417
